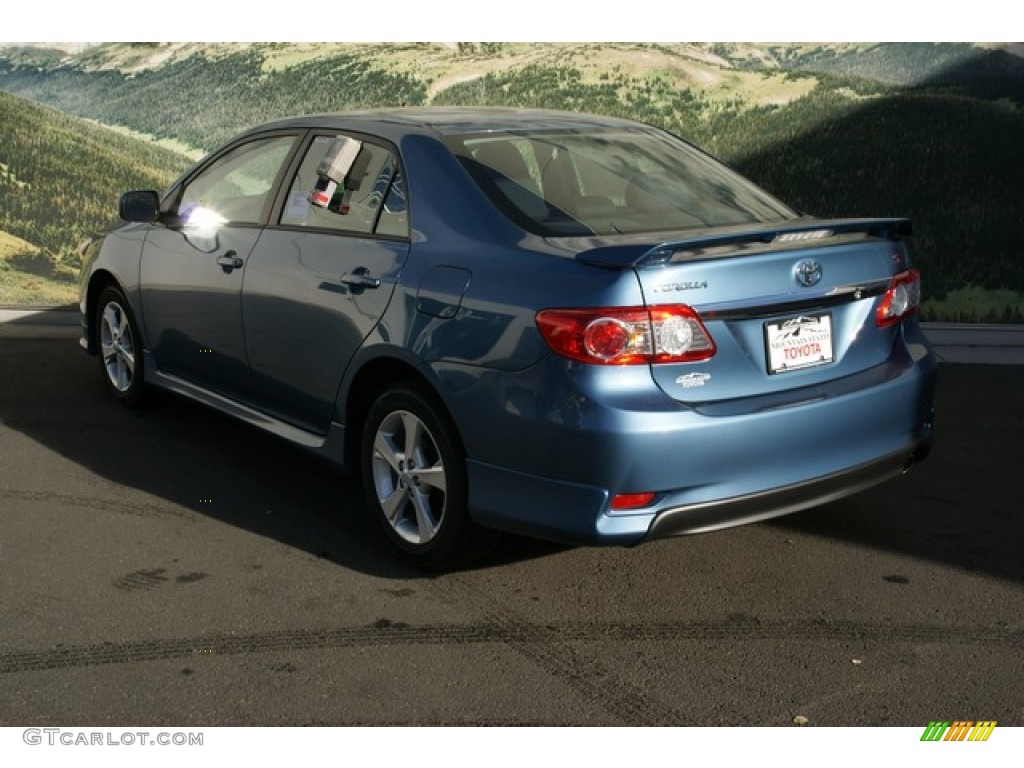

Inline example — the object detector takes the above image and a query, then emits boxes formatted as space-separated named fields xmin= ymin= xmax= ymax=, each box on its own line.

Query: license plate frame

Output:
xmin=764 ymin=312 xmax=835 ymax=374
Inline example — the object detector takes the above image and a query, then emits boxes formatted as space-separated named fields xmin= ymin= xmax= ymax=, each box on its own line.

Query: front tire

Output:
xmin=95 ymin=286 xmax=145 ymax=408
xmin=361 ymin=384 xmax=495 ymax=570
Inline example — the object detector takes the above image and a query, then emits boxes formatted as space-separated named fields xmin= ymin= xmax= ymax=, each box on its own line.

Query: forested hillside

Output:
xmin=1 ymin=42 xmax=1022 ymax=319
xmin=721 ymin=89 xmax=1024 ymax=305
xmin=0 ymin=45 xmax=429 ymax=150
xmin=0 ymin=90 xmax=191 ymax=302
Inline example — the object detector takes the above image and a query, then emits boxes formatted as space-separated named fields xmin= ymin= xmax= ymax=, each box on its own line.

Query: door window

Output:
xmin=176 ymin=135 xmax=297 ymax=226
xmin=279 ymin=135 xmax=408 ymax=238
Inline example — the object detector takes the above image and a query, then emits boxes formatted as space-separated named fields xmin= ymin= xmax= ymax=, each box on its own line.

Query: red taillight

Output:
xmin=584 ymin=317 xmax=633 ymax=361
xmin=536 ymin=305 xmax=716 ymax=365
xmin=876 ymin=269 xmax=922 ymax=327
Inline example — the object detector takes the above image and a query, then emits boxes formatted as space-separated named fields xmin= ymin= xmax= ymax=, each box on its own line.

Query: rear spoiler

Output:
xmin=575 ymin=218 xmax=912 ymax=268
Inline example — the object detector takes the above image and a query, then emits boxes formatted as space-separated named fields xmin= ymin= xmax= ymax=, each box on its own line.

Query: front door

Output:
xmin=139 ymin=134 xmax=299 ymax=397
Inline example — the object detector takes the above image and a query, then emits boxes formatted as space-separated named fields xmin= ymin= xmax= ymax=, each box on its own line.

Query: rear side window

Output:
xmin=447 ymin=128 xmax=797 ymax=237
xmin=279 ymin=135 xmax=408 ymax=238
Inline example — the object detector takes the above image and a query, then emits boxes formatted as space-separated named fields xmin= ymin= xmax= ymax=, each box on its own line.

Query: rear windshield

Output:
xmin=445 ymin=127 xmax=797 ymax=237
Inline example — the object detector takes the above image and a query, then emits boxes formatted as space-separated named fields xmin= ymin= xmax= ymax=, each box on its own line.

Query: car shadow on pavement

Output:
xmin=771 ymin=363 xmax=1024 ymax=585
xmin=0 ymin=338 xmax=570 ymax=578
xmin=2 ymin=339 xmax=1021 ymax=582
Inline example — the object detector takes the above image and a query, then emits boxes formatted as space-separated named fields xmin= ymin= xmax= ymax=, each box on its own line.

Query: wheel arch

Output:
xmin=83 ymin=269 xmax=122 ymax=355
xmin=340 ymin=355 xmax=462 ymax=476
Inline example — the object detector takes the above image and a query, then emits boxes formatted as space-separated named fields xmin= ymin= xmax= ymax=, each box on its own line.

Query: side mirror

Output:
xmin=119 ymin=190 xmax=161 ymax=222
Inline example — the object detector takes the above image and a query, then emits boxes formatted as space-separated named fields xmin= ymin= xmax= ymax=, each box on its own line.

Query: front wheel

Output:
xmin=361 ymin=384 xmax=496 ymax=570
xmin=95 ymin=286 xmax=145 ymax=408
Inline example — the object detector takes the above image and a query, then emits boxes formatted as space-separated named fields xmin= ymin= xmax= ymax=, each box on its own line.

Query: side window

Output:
xmin=279 ymin=135 xmax=409 ymax=238
xmin=176 ymin=135 xmax=297 ymax=225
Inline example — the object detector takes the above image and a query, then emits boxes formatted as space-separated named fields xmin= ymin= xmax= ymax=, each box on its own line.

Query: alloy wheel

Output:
xmin=99 ymin=300 xmax=136 ymax=393
xmin=370 ymin=409 xmax=448 ymax=545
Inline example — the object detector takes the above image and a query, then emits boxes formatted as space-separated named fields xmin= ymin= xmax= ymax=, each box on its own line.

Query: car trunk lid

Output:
xmin=552 ymin=218 xmax=915 ymax=405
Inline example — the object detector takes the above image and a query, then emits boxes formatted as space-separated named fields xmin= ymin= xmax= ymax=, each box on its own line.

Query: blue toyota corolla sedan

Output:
xmin=78 ymin=108 xmax=937 ymax=569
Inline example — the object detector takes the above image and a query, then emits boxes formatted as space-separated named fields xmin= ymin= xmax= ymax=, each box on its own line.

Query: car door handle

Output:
xmin=340 ymin=268 xmax=381 ymax=289
xmin=216 ymin=250 xmax=243 ymax=270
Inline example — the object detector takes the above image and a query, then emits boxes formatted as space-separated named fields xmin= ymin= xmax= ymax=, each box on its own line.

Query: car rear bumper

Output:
xmin=462 ymin=338 xmax=937 ymax=546
xmin=644 ymin=436 xmax=930 ymax=539
xmin=468 ymin=430 xmax=931 ymax=546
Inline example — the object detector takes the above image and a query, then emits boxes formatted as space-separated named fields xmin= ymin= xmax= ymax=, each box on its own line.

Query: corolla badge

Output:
xmin=794 ymin=259 xmax=823 ymax=287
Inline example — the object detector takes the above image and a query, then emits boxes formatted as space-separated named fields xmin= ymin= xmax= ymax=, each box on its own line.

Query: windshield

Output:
xmin=446 ymin=127 xmax=798 ymax=237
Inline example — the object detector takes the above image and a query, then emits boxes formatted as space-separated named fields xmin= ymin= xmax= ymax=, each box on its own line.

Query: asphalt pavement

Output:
xmin=0 ymin=314 xmax=1022 ymax=727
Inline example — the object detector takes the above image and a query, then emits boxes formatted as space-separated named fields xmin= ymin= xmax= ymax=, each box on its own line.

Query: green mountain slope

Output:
xmin=721 ymin=87 xmax=1024 ymax=317
xmin=0 ymin=89 xmax=191 ymax=302
xmin=1 ymin=42 xmax=1022 ymax=318
xmin=760 ymin=41 xmax=1024 ymax=96
xmin=0 ymin=229 xmax=76 ymax=304
xmin=0 ymin=42 xmax=826 ymax=149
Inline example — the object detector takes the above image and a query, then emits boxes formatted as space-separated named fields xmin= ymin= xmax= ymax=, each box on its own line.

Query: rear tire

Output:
xmin=95 ymin=286 xmax=145 ymax=408
xmin=361 ymin=383 xmax=497 ymax=570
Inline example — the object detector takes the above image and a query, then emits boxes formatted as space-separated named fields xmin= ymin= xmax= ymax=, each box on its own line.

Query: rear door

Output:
xmin=241 ymin=133 xmax=410 ymax=433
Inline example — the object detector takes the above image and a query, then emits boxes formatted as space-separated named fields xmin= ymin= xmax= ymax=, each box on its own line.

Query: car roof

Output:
xmin=247 ymin=107 xmax=647 ymax=142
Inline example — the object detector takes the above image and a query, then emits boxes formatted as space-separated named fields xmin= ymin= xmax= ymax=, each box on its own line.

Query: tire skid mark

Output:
xmin=3 ymin=619 xmax=1021 ymax=675
xmin=290 ymin=718 xmax=563 ymax=727
xmin=0 ymin=625 xmax=524 ymax=674
xmin=0 ymin=488 xmax=196 ymax=522
xmin=427 ymin=576 xmax=679 ymax=726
